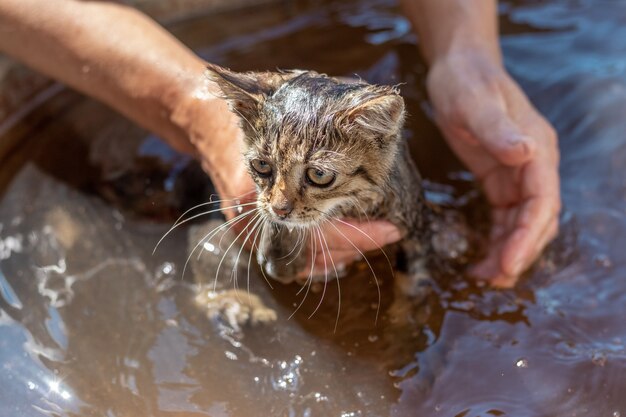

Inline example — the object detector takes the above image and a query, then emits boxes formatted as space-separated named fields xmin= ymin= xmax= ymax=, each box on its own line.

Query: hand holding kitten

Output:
xmin=0 ymin=0 xmax=558 ymax=289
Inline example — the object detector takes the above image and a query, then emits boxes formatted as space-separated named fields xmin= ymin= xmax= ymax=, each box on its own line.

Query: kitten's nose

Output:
xmin=271 ymin=202 xmax=293 ymax=218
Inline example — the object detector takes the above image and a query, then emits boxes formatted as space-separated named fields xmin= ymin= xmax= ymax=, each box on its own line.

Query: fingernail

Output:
xmin=509 ymin=132 xmax=530 ymax=143
xmin=509 ymin=134 xmax=536 ymax=158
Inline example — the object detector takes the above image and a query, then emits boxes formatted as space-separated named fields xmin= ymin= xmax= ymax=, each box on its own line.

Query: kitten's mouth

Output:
xmin=269 ymin=216 xmax=320 ymax=230
xmin=263 ymin=207 xmax=326 ymax=229
xmin=271 ymin=217 xmax=304 ymax=228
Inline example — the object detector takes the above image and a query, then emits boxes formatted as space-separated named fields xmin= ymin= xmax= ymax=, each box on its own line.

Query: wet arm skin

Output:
xmin=0 ymin=0 xmax=248 ymax=206
xmin=400 ymin=0 xmax=561 ymax=286
xmin=401 ymin=0 xmax=502 ymax=64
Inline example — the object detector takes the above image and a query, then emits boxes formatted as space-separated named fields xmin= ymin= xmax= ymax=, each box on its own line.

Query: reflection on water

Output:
xmin=1 ymin=0 xmax=626 ymax=415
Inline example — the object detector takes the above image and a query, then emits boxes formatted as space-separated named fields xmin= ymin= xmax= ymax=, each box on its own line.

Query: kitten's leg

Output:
xmin=256 ymin=223 xmax=307 ymax=284
xmin=388 ymin=240 xmax=433 ymax=324
xmin=398 ymin=239 xmax=434 ymax=296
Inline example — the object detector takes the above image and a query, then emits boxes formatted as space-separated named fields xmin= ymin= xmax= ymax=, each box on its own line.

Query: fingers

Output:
xmin=487 ymin=220 xmax=558 ymax=289
xmin=472 ymin=178 xmax=560 ymax=287
xmin=469 ymin=206 xmax=513 ymax=286
xmin=319 ymin=219 xmax=402 ymax=252
xmin=500 ymin=201 xmax=559 ymax=277
xmin=475 ymin=192 xmax=558 ymax=287
xmin=501 ymin=122 xmax=560 ymax=276
xmin=310 ymin=219 xmax=402 ymax=272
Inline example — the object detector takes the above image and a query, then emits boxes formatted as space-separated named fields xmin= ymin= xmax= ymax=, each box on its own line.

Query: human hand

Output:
xmin=305 ymin=219 xmax=403 ymax=277
xmin=170 ymin=72 xmax=257 ymax=236
xmin=426 ymin=50 xmax=560 ymax=287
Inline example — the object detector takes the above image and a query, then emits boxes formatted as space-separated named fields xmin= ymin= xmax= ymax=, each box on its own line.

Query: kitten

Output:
xmin=201 ymin=65 xmax=469 ymax=322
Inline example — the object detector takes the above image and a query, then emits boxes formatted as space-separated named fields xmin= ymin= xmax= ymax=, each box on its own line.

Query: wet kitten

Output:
xmin=203 ymin=65 xmax=468 ymax=321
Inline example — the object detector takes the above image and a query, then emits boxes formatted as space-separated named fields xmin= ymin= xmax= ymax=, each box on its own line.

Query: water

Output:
xmin=1 ymin=0 xmax=625 ymax=415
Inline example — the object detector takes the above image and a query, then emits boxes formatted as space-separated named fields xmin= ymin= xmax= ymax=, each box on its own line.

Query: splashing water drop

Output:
xmin=161 ymin=262 xmax=174 ymax=275
xmin=271 ymin=355 xmax=303 ymax=392
xmin=516 ymin=358 xmax=529 ymax=368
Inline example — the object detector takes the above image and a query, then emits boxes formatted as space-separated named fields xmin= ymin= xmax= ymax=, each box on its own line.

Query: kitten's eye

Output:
xmin=251 ymin=159 xmax=272 ymax=177
xmin=306 ymin=168 xmax=336 ymax=187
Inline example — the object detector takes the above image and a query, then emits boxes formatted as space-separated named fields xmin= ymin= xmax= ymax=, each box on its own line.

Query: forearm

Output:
xmin=0 ymin=0 xmax=220 ymax=153
xmin=399 ymin=0 xmax=501 ymax=65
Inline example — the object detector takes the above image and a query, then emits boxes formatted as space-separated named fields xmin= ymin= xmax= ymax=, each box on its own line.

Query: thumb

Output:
xmin=466 ymin=104 xmax=536 ymax=166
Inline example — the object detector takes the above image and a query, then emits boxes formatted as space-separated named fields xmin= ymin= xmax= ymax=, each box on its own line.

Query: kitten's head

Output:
xmin=207 ymin=65 xmax=405 ymax=228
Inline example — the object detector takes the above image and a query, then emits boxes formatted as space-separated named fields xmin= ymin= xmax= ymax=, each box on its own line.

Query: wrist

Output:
xmin=426 ymin=44 xmax=507 ymax=95
xmin=429 ymin=33 xmax=502 ymax=69
xmin=169 ymin=65 xmax=252 ymax=202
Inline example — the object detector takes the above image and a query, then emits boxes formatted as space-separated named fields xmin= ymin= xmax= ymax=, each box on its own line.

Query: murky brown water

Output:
xmin=1 ymin=0 xmax=626 ymax=416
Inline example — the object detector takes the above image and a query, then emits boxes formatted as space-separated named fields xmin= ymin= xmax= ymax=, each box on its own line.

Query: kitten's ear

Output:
xmin=206 ymin=65 xmax=304 ymax=124
xmin=205 ymin=64 xmax=269 ymax=123
xmin=343 ymin=87 xmax=405 ymax=144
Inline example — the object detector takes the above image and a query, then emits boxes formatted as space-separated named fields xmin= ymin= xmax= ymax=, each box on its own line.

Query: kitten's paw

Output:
xmin=250 ymin=304 xmax=278 ymax=325
xmin=196 ymin=288 xmax=276 ymax=331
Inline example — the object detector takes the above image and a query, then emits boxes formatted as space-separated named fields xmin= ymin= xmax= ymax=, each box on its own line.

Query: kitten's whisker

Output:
xmin=318 ymin=222 xmax=342 ymax=333
xmin=231 ymin=214 xmax=265 ymax=304
xmin=308 ymin=226 xmax=329 ymax=320
xmin=276 ymin=226 xmax=304 ymax=261
xmin=208 ymin=189 xmax=256 ymax=202
xmin=195 ymin=208 xmax=258 ymax=261
xmin=289 ymin=229 xmax=316 ymax=320
xmin=247 ymin=216 xmax=267 ymax=302
xmin=296 ymin=229 xmax=317 ymax=298
xmin=173 ymin=190 xmax=256 ymax=227
xmin=231 ymin=214 xmax=264 ymax=299
xmin=153 ymin=202 xmax=257 ymax=254
xmin=187 ymin=211 xmax=258 ymax=289
xmin=173 ymin=201 xmax=219 ymax=226
xmin=333 ymin=218 xmax=395 ymax=278
xmin=213 ymin=212 xmax=263 ymax=293
xmin=286 ymin=227 xmax=307 ymax=266
xmin=182 ymin=209 xmax=258 ymax=280
xmin=173 ymin=200 xmax=257 ymax=230
xmin=183 ymin=210 xmax=252 ymax=279
xmin=255 ymin=220 xmax=275 ymax=290
xmin=327 ymin=221 xmax=382 ymax=325
xmin=216 ymin=206 xmax=258 ymax=251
